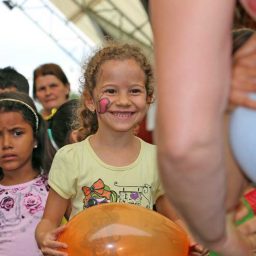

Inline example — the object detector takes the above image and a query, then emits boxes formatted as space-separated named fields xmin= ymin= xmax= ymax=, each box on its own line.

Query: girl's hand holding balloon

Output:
xmin=189 ymin=244 xmax=209 ymax=256
xmin=38 ymin=225 xmax=68 ymax=256
xmin=174 ymin=219 xmax=209 ymax=256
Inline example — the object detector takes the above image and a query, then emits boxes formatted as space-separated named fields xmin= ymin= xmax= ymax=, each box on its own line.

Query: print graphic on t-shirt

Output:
xmin=82 ymin=179 xmax=117 ymax=208
xmin=114 ymin=182 xmax=152 ymax=208
xmin=82 ymin=179 xmax=152 ymax=208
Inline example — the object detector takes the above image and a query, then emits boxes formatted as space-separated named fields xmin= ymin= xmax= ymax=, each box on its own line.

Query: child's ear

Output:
xmin=83 ymin=90 xmax=96 ymax=112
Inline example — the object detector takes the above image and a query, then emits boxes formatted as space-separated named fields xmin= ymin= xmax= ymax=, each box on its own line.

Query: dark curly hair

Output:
xmin=76 ymin=41 xmax=154 ymax=140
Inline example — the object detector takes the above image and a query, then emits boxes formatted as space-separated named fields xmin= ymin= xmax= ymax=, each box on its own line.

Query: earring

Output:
xmin=34 ymin=144 xmax=38 ymax=149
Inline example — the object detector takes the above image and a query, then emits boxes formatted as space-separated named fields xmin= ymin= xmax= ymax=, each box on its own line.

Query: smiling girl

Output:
xmin=35 ymin=42 xmax=205 ymax=256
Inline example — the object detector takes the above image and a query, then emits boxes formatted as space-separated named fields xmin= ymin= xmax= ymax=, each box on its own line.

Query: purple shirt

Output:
xmin=0 ymin=175 xmax=49 ymax=256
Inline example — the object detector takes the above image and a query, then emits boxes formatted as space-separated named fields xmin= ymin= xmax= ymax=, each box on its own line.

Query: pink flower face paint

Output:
xmin=97 ymin=97 xmax=110 ymax=114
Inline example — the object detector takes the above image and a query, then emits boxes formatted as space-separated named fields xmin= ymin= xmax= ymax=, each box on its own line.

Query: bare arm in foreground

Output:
xmin=150 ymin=1 xmax=251 ymax=255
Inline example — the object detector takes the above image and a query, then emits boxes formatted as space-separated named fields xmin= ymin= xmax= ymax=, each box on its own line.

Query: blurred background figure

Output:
xmin=48 ymin=98 xmax=79 ymax=151
xmin=32 ymin=63 xmax=70 ymax=122
xmin=44 ymin=99 xmax=80 ymax=175
xmin=0 ymin=66 xmax=29 ymax=94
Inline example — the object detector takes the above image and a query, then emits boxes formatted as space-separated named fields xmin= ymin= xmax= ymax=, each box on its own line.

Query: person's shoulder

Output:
xmin=56 ymin=140 xmax=86 ymax=157
xmin=140 ymin=138 xmax=156 ymax=154
xmin=34 ymin=175 xmax=49 ymax=191
xmin=139 ymin=139 xmax=158 ymax=171
xmin=140 ymin=138 xmax=156 ymax=148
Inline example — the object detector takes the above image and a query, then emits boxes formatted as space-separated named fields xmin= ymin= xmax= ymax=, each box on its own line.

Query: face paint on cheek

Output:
xmin=97 ymin=97 xmax=111 ymax=114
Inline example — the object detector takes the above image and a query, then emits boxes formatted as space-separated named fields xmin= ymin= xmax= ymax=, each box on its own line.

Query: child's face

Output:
xmin=89 ymin=59 xmax=149 ymax=133
xmin=0 ymin=111 xmax=36 ymax=173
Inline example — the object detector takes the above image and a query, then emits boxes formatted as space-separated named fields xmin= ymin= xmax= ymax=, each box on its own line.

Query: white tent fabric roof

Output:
xmin=50 ymin=0 xmax=152 ymax=51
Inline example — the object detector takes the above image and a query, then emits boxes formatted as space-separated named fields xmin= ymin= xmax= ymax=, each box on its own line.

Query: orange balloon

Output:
xmin=58 ymin=203 xmax=189 ymax=256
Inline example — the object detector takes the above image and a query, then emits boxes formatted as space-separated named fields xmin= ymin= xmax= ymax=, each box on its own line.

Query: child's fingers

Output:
xmin=41 ymin=246 xmax=68 ymax=256
xmin=40 ymin=226 xmax=68 ymax=255
xmin=40 ymin=240 xmax=68 ymax=256
xmin=53 ymin=224 xmax=67 ymax=234
xmin=51 ymin=225 xmax=67 ymax=239
xmin=47 ymin=240 xmax=68 ymax=250
xmin=189 ymin=252 xmax=202 ymax=256
xmin=189 ymin=244 xmax=209 ymax=256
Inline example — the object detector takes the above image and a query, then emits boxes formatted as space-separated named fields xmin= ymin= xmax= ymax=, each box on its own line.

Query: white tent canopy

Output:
xmin=50 ymin=0 xmax=153 ymax=51
xmin=4 ymin=0 xmax=152 ymax=64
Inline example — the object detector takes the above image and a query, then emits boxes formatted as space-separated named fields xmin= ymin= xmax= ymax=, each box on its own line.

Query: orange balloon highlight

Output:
xmin=58 ymin=203 xmax=189 ymax=255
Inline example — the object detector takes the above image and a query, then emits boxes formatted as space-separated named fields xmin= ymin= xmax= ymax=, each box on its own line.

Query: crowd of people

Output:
xmin=1 ymin=1 xmax=256 ymax=255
